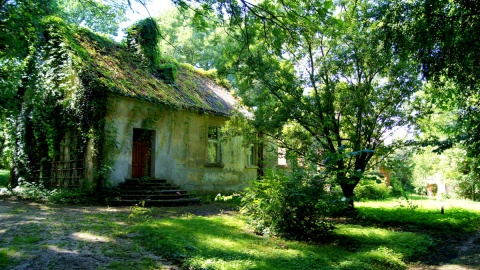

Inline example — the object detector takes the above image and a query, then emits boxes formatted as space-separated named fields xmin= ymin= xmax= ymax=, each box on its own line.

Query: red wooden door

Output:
xmin=132 ymin=130 xmax=152 ymax=178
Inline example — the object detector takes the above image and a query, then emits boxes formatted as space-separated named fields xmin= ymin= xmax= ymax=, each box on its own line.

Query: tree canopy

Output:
xmin=173 ymin=0 xmax=421 ymax=207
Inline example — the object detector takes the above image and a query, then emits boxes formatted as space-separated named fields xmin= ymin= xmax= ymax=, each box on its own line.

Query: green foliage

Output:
xmin=0 ymin=170 xmax=9 ymax=187
xmin=241 ymin=171 xmax=338 ymax=242
xmin=155 ymin=7 xmax=232 ymax=76
xmin=456 ymin=156 xmax=480 ymax=201
xmin=155 ymin=62 xmax=178 ymax=84
xmin=56 ymin=0 xmax=127 ymax=36
xmin=176 ymin=0 xmax=421 ymax=207
xmin=381 ymin=148 xmax=415 ymax=195
xmin=354 ymin=180 xmax=392 ymax=201
xmin=126 ymin=18 xmax=162 ymax=70
xmin=411 ymin=146 xmax=466 ymax=196
xmin=382 ymin=0 xmax=480 ymax=164
xmin=10 ymin=180 xmax=57 ymax=201
xmin=47 ymin=188 xmax=100 ymax=205
xmin=2 ymin=17 xmax=111 ymax=189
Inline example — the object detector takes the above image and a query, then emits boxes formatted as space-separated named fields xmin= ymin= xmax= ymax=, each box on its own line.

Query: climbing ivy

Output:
xmin=126 ymin=18 xmax=162 ymax=71
xmin=5 ymin=17 xmax=111 ymax=190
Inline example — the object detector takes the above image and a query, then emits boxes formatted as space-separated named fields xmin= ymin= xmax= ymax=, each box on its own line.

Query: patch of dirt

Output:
xmin=0 ymin=197 xmax=184 ymax=269
xmin=0 ymin=196 xmax=238 ymax=270
xmin=409 ymin=228 xmax=480 ymax=270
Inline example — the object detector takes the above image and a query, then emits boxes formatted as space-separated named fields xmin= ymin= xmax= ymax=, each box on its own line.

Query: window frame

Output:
xmin=205 ymin=126 xmax=223 ymax=167
xmin=246 ymin=143 xmax=257 ymax=168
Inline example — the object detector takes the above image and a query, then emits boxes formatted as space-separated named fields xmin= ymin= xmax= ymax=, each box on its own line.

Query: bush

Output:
xmin=355 ymin=180 xmax=392 ymax=201
xmin=241 ymin=171 xmax=339 ymax=242
xmin=7 ymin=178 xmax=100 ymax=205
xmin=10 ymin=179 xmax=57 ymax=201
xmin=0 ymin=170 xmax=9 ymax=187
xmin=48 ymin=188 xmax=100 ymax=205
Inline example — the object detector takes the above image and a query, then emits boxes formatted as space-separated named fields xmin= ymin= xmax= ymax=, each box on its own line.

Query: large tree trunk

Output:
xmin=340 ymin=183 xmax=356 ymax=210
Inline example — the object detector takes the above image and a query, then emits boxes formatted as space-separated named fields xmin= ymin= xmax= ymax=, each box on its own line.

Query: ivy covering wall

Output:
xmin=5 ymin=17 xmax=110 ymax=190
xmin=6 ymin=16 xmax=237 ymax=191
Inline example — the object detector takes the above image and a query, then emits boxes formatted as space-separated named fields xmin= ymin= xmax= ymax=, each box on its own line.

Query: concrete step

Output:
xmin=111 ymin=178 xmax=200 ymax=206
xmin=112 ymin=197 xmax=201 ymax=206
xmin=119 ymin=193 xmax=193 ymax=200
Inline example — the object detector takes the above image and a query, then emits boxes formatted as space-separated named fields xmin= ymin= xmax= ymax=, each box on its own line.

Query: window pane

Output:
xmin=208 ymin=141 xmax=218 ymax=163
xmin=247 ymin=144 xmax=255 ymax=166
xmin=208 ymin=127 xmax=218 ymax=140
xmin=207 ymin=127 xmax=221 ymax=163
xmin=278 ymin=148 xmax=287 ymax=166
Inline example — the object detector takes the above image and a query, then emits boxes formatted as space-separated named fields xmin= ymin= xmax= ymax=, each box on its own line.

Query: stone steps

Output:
xmin=109 ymin=178 xmax=201 ymax=206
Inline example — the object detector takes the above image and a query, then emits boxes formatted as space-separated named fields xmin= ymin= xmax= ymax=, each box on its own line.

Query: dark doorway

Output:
xmin=132 ymin=129 xmax=153 ymax=178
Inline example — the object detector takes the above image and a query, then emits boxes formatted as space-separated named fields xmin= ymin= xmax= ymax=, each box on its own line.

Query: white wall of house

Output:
xmin=104 ymin=95 xmax=257 ymax=193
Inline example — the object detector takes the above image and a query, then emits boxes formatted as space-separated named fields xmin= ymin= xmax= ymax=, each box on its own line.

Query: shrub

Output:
xmin=241 ymin=171 xmax=338 ymax=242
xmin=8 ymin=178 xmax=100 ymax=205
xmin=10 ymin=179 xmax=57 ymax=201
xmin=354 ymin=180 xmax=392 ymax=201
xmin=0 ymin=170 xmax=9 ymax=187
xmin=48 ymin=188 xmax=100 ymax=205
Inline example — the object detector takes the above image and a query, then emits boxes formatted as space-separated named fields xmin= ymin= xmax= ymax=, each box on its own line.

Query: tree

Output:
xmin=381 ymin=0 xmax=480 ymax=155
xmin=57 ymin=0 xmax=127 ymax=36
xmin=176 ymin=0 xmax=421 ymax=208
xmin=379 ymin=0 xmax=480 ymax=201
xmin=155 ymin=7 xmax=229 ymax=72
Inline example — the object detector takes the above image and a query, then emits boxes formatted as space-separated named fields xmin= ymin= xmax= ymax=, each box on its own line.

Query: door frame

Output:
xmin=131 ymin=128 xmax=155 ymax=178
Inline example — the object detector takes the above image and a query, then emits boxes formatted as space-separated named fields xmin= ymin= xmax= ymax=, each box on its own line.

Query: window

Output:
xmin=246 ymin=144 xmax=256 ymax=167
xmin=207 ymin=127 xmax=221 ymax=163
xmin=278 ymin=147 xmax=288 ymax=167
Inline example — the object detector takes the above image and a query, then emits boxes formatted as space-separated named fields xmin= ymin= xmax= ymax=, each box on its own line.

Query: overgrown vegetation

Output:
xmin=354 ymin=179 xmax=392 ymax=201
xmin=0 ymin=169 xmax=8 ymax=187
xmin=241 ymin=171 xmax=340 ymax=241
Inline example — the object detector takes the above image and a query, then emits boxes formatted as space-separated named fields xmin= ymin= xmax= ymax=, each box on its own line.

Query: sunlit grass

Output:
xmin=2 ymin=197 xmax=479 ymax=269
xmin=128 ymin=213 xmax=430 ymax=269
xmin=357 ymin=195 xmax=480 ymax=212
xmin=356 ymin=196 xmax=480 ymax=233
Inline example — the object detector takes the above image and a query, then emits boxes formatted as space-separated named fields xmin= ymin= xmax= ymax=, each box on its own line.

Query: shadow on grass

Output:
xmin=129 ymin=213 xmax=429 ymax=269
xmin=355 ymin=205 xmax=480 ymax=266
xmin=0 ymin=199 xmax=164 ymax=270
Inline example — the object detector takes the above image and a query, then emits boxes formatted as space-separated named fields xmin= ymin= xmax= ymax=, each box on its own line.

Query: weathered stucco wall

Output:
xmin=104 ymin=95 xmax=257 ymax=193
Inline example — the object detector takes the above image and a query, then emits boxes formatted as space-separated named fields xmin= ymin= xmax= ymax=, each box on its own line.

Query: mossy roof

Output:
xmin=70 ymin=27 xmax=237 ymax=116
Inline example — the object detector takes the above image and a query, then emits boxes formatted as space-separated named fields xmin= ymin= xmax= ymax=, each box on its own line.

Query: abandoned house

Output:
xmin=9 ymin=18 xmax=269 ymax=196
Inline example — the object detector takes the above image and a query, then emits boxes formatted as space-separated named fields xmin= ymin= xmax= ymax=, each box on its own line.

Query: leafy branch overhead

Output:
xmin=176 ymin=0 xmax=421 ymax=207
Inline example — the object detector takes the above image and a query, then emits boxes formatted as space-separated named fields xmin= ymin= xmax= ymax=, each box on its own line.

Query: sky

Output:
xmin=116 ymin=0 xmax=174 ymax=41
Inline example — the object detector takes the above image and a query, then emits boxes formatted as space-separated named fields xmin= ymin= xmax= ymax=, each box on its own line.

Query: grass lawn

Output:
xmin=126 ymin=210 xmax=431 ymax=270
xmin=125 ymin=197 xmax=480 ymax=269
xmin=356 ymin=196 xmax=480 ymax=233
xmin=1 ymin=196 xmax=479 ymax=269
xmin=123 ymin=196 xmax=480 ymax=270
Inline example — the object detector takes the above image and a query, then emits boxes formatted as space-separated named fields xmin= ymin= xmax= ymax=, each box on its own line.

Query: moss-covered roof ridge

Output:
xmin=66 ymin=22 xmax=237 ymax=116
